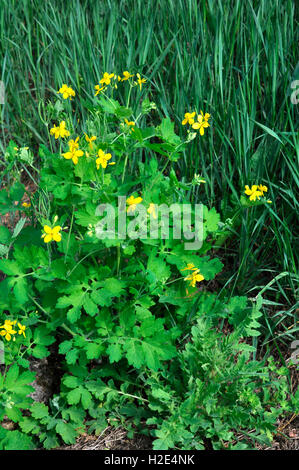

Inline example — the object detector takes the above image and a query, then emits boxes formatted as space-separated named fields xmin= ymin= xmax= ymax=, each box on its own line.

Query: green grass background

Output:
xmin=0 ymin=0 xmax=298 ymax=345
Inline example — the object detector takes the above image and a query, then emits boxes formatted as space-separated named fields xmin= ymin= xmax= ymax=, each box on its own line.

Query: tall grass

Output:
xmin=0 ymin=0 xmax=298 ymax=329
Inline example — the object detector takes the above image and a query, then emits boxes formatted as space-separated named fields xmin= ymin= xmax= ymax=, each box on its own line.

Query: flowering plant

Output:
xmin=0 ymin=73 xmax=295 ymax=450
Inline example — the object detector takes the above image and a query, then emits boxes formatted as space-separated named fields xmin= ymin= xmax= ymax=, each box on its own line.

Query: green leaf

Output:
xmin=160 ymin=118 xmax=181 ymax=145
xmin=115 ymin=105 xmax=133 ymax=119
xmin=153 ymin=430 xmax=174 ymax=450
xmin=63 ymin=375 xmax=80 ymax=389
xmin=0 ymin=259 xmax=22 ymax=276
xmin=12 ymin=217 xmax=27 ymax=239
xmin=67 ymin=387 xmax=82 ymax=405
xmin=59 ymin=340 xmax=73 ymax=354
xmin=106 ymin=342 xmax=122 ymax=363
xmin=9 ymin=182 xmax=25 ymax=201
xmin=13 ymin=277 xmax=29 ymax=304
xmin=32 ymin=344 xmax=50 ymax=358
xmin=81 ymin=389 xmax=92 ymax=409
xmin=6 ymin=406 xmax=23 ymax=422
xmin=0 ymin=226 xmax=11 ymax=244
xmin=5 ymin=364 xmax=19 ymax=389
xmin=20 ymin=417 xmax=40 ymax=434
xmin=31 ymin=402 xmax=49 ymax=419
xmin=66 ymin=349 xmax=79 ymax=365
xmin=123 ymin=339 xmax=144 ymax=368
xmin=2 ymin=430 xmax=35 ymax=450
xmin=55 ymin=421 xmax=77 ymax=444
xmin=85 ymin=342 xmax=103 ymax=360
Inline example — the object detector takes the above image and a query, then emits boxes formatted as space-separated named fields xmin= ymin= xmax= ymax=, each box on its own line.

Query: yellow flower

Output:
xmin=22 ymin=202 xmax=31 ymax=208
xmin=85 ymin=134 xmax=97 ymax=149
xmin=200 ymin=110 xmax=211 ymax=122
xmin=41 ymin=225 xmax=62 ymax=243
xmin=136 ymin=73 xmax=146 ymax=91
xmin=100 ymin=72 xmax=115 ymax=85
xmin=258 ymin=184 xmax=268 ymax=196
xmin=96 ymin=149 xmax=114 ymax=169
xmin=244 ymin=185 xmax=263 ymax=202
xmin=50 ymin=121 xmax=70 ymax=139
xmin=192 ymin=114 xmax=210 ymax=135
xmin=180 ymin=263 xmax=198 ymax=272
xmin=147 ymin=203 xmax=157 ymax=219
xmin=124 ymin=119 xmax=135 ymax=133
xmin=182 ymin=112 xmax=196 ymax=126
xmin=58 ymin=84 xmax=75 ymax=100
xmin=126 ymin=195 xmax=143 ymax=214
xmin=124 ymin=118 xmax=135 ymax=127
xmin=63 ymin=138 xmax=83 ymax=165
xmin=18 ymin=323 xmax=26 ymax=338
xmin=0 ymin=322 xmax=17 ymax=341
xmin=181 ymin=264 xmax=204 ymax=287
xmin=121 ymin=71 xmax=134 ymax=81
xmin=95 ymin=84 xmax=106 ymax=96
xmin=67 ymin=136 xmax=80 ymax=152
xmin=0 ymin=320 xmax=16 ymax=327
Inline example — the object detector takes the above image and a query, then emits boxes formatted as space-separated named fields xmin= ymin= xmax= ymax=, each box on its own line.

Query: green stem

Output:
xmin=122 ymin=153 xmax=129 ymax=183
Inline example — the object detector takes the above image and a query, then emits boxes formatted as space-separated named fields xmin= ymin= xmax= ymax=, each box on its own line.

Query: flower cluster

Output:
xmin=182 ymin=110 xmax=211 ymax=136
xmin=96 ymin=149 xmax=115 ymax=169
xmin=181 ymin=263 xmax=205 ymax=287
xmin=62 ymin=137 xmax=84 ymax=165
xmin=126 ymin=195 xmax=143 ymax=214
xmin=94 ymin=71 xmax=146 ymax=95
xmin=58 ymin=84 xmax=75 ymax=100
xmin=50 ymin=121 xmax=70 ymax=139
xmin=126 ymin=196 xmax=157 ymax=219
xmin=0 ymin=320 xmax=26 ymax=341
xmin=244 ymin=184 xmax=271 ymax=203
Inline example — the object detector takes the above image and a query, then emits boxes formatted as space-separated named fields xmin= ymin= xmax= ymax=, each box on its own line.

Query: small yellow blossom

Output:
xmin=125 ymin=118 xmax=135 ymax=127
xmin=67 ymin=136 xmax=80 ymax=152
xmin=126 ymin=195 xmax=143 ymax=214
xmin=181 ymin=263 xmax=198 ymax=272
xmin=136 ymin=73 xmax=146 ymax=91
xmin=181 ymin=264 xmax=204 ymax=287
xmin=192 ymin=114 xmax=210 ymax=136
xmin=200 ymin=110 xmax=211 ymax=122
xmin=50 ymin=121 xmax=70 ymax=139
xmin=182 ymin=112 xmax=196 ymax=126
xmin=244 ymin=185 xmax=263 ymax=202
xmin=85 ymin=134 xmax=97 ymax=149
xmin=147 ymin=203 xmax=157 ymax=219
xmin=1 ymin=320 xmax=16 ymax=327
xmin=63 ymin=138 xmax=83 ymax=165
xmin=100 ymin=72 xmax=115 ymax=86
xmin=266 ymin=200 xmax=272 ymax=204
xmin=58 ymin=84 xmax=75 ymax=100
xmin=42 ymin=225 xmax=62 ymax=243
xmin=258 ymin=184 xmax=268 ymax=196
xmin=121 ymin=71 xmax=134 ymax=81
xmin=0 ymin=322 xmax=17 ymax=341
xmin=124 ymin=119 xmax=135 ymax=133
xmin=96 ymin=149 xmax=114 ymax=169
xmin=22 ymin=202 xmax=31 ymax=208
xmin=18 ymin=323 xmax=26 ymax=338
xmin=95 ymin=84 xmax=106 ymax=96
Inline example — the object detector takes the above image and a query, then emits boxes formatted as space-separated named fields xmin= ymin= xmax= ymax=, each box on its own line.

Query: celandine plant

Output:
xmin=0 ymin=71 xmax=297 ymax=450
